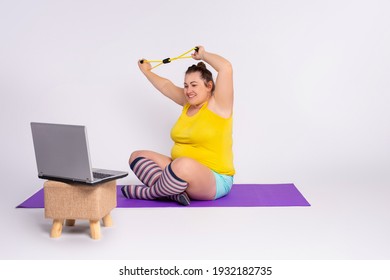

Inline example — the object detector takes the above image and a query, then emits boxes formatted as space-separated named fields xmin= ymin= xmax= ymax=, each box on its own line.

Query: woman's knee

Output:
xmin=170 ymin=157 xmax=197 ymax=179
xmin=171 ymin=157 xmax=216 ymax=200
xmin=129 ymin=150 xmax=172 ymax=169
xmin=129 ymin=150 xmax=147 ymax=165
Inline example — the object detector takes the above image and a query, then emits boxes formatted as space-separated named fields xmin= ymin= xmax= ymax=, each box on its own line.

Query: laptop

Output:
xmin=31 ymin=122 xmax=128 ymax=185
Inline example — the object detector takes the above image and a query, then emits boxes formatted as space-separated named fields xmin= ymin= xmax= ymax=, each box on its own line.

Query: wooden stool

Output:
xmin=44 ymin=180 xmax=117 ymax=240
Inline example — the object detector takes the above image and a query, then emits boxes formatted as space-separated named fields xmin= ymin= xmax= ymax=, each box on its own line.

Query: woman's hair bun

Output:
xmin=196 ymin=62 xmax=207 ymax=69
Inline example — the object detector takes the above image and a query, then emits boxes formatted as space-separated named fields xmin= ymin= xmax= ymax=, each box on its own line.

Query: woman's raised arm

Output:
xmin=138 ymin=59 xmax=186 ymax=106
xmin=192 ymin=46 xmax=234 ymax=115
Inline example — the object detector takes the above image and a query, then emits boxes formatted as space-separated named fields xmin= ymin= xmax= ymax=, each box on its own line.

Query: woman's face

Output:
xmin=184 ymin=72 xmax=212 ymax=106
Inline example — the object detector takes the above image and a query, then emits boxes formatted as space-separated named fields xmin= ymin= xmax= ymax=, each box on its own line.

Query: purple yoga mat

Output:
xmin=16 ymin=184 xmax=310 ymax=208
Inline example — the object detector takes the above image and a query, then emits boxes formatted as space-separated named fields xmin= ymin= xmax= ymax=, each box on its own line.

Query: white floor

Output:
xmin=2 ymin=175 xmax=390 ymax=260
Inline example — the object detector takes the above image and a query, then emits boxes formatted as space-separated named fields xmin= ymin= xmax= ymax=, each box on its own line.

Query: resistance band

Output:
xmin=140 ymin=47 xmax=199 ymax=69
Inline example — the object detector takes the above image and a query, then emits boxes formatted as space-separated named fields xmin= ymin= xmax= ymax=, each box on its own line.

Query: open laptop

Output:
xmin=31 ymin=122 xmax=128 ymax=185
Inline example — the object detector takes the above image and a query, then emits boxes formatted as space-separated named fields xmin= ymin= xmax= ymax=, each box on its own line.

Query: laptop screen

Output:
xmin=31 ymin=122 xmax=94 ymax=182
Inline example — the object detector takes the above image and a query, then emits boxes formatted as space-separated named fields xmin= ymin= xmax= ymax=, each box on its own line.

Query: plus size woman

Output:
xmin=122 ymin=46 xmax=235 ymax=205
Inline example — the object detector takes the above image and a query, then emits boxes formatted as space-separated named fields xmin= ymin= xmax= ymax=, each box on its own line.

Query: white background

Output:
xmin=0 ymin=0 xmax=389 ymax=261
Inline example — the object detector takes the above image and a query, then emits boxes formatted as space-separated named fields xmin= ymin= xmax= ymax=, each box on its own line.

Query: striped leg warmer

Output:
xmin=130 ymin=157 xmax=162 ymax=187
xmin=166 ymin=192 xmax=191 ymax=206
xmin=122 ymin=162 xmax=190 ymax=206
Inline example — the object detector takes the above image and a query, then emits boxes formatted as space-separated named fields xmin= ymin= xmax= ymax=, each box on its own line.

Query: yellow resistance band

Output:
xmin=140 ymin=47 xmax=199 ymax=69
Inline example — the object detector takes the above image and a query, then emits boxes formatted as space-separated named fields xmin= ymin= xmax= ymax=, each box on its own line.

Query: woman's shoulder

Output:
xmin=207 ymin=97 xmax=233 ymax=119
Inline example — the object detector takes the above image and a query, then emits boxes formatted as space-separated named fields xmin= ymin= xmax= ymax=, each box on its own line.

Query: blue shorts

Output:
xmin=212 ymin=171 xmax=234 ymax=200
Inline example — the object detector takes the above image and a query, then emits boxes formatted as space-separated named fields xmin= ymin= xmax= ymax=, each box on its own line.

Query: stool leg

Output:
xmin=65 ymin=219 xmax=76 ymax=226
xmin=51 ymin=219 xmax=64 ymax=238
xmin=89 ymin=220 xmax=101 ymax=240
xmin=102 ymin=213 xmax=113 ymax=227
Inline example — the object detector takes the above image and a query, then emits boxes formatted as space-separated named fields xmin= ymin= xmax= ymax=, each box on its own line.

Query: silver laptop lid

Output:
xmin=31 ymin=122 xmax=94 ymax=183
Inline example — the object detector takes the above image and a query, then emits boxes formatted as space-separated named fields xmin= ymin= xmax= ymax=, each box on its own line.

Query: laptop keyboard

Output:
xmin=93 ymin=172 xmax=112 ymax=179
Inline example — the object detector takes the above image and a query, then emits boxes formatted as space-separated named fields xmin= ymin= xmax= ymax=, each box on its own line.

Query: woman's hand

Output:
xmin=138 ymin=59 xmax=152 ymax=73
xmin=192 ymin=46 xmax=205 ymax=60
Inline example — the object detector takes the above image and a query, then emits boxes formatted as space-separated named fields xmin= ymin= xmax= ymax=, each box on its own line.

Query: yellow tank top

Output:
xmin=170 ymin=102 xmax=235 ymax=176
